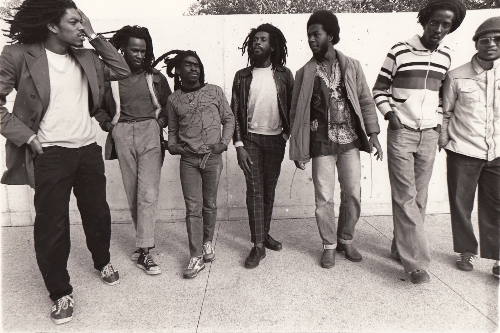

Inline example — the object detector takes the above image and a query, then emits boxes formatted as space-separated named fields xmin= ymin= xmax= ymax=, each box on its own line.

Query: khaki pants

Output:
xmin=113 ymin=119 xmax=162 ymax=248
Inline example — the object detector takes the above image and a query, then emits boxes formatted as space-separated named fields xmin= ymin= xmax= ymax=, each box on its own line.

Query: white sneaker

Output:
xmin=203 ymin=242 xmax=215 ymax=262
xmin=183 ymin=256 xmax=205 ymax=279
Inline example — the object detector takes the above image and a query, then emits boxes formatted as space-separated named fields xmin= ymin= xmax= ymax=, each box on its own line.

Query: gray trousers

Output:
xmin=113 ymin=119 xmax=162 ymax=248
xmin=387 ymin=128 xmax=439 ymax=273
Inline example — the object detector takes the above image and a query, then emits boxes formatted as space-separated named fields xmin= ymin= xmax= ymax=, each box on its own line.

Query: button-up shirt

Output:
xmin=440 ymin=55 xmax=500 ymax=161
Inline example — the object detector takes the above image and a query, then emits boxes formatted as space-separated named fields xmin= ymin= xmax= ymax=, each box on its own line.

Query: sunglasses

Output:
xmin=478 ymin=36 xmax=500 ymax=46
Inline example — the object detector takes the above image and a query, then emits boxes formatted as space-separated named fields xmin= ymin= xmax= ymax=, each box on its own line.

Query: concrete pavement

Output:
xmin=2 ymin=214 xmax=498 ymax=332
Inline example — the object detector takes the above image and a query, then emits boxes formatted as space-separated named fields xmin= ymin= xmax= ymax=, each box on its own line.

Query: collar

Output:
xmin=180 ymin=83 xmax=205 ymax=93
xmin=472 ymin=54 xmax=500 ymax=74
xmin=240 ymin=63 xmax=286 ymax=77
xmin=405 ymin=34 xmax=448 ymax=52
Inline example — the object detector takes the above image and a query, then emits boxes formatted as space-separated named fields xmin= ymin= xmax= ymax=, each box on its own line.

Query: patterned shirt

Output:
xmin=310 ymin=60 xmax=361 ymax=157
xmin=167 ymin=84 xmax=235 ymax=154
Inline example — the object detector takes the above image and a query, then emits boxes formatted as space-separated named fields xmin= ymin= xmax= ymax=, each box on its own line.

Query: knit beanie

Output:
xmin=418 ymin=0 xmax=467 ymax=33
xmin=473 ymin=16 xmax=500 ymax=41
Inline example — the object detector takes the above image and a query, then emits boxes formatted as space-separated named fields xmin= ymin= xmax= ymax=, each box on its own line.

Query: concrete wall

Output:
xmin=1 ymin=9 xmax=498 ymax=226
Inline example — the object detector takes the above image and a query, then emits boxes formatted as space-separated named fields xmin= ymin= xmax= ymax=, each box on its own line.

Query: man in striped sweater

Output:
xmin=372 ymin=0 xmax=466 ymax=284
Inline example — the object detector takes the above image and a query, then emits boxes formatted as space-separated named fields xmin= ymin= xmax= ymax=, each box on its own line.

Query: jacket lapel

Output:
xmin=25 ymin=43 xmax=50 ymax=116
xmin=71 ymin=48 xmax=98 ymax=111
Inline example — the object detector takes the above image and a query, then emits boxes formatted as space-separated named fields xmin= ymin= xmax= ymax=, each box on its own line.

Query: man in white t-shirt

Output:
xmin=0 ymin=0 xmax=130 ymax=324
xmin=231 ymin=24 xmax=294 ymax=269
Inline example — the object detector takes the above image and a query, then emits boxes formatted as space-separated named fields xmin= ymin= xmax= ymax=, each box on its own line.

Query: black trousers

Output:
xmin=446 ymin=150 xmax=500 ymax=260
xmin=243 ymin=132 xmax=286 ymax=244
xmin=34 ymin=143 xmax=111 ymax=301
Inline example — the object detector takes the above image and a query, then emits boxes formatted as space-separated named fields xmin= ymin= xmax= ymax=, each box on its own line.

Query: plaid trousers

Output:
xmin=243 ymin=132 xmax=286 ymax=243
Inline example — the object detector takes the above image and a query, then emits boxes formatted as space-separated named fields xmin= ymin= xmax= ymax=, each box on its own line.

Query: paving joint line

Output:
xmin=195 ymin=220 xmax=221 ymax=333
xmin=364 ymin=218 xmax=498 ymax=326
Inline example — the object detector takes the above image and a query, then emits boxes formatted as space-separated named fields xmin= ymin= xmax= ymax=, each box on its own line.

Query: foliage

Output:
xmin=186 ymin=0 xmax=498 ymax=15
xmin=0 ymin=0 xmax=22 ymax=19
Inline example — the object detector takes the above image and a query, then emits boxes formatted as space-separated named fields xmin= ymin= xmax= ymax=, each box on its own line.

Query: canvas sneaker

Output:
xmin=183 ymin=256 xmax=205 ymax=279
xmin=51 ymin=294 xmax=74 ymax=325
xmin=203 ymin=242 xmax=215 ymax=262
xmin=100 ymin=262 xmax=120 ymax=285
xmin=130 ymin=245 xmax=155 ymax=261
xmin=137 ymin=252 xmax=162 ymax=275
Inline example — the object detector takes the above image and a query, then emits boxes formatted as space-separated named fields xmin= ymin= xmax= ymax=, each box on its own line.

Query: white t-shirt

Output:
xmin=37 ymin=49 xmax=97 ymax=148
xmin=247 ymin=65 xmax=281 ymax=135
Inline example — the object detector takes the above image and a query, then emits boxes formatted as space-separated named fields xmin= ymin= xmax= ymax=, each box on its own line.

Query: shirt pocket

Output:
xmin=457 ymin=82 xmax=480 ymax=108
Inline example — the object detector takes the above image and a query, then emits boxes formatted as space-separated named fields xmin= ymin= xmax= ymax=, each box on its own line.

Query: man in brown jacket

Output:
xmin=0 ymin=0 xmax=130 ymax=324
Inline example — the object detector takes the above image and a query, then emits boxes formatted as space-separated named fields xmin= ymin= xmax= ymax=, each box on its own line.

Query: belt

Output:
xmin=403 ymin=125 xmax=437 ymax=132
xmin=118 ymin=118 xmax=153 ymax=124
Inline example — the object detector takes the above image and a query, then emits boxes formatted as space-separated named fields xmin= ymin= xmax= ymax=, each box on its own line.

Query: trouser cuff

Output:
xmin=323 ymin=244 xmax=337 ymax=250
xmin=338 ymin=238 xmax=353 ymax=245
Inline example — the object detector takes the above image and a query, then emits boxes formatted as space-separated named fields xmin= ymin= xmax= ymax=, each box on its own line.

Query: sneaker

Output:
xmin=203 ymin=242 xmax=215 ymax=262
xmin=493 ymin=265 xmax=500 ymax=278
xmin=456 ymin=252 xmax=475 ymax=271
xmin=410 ymin=269 xmax=430 ymax=284
xmin=51 ymin=294 xmax=74 ymax=325
xmin=137 ymin=251 xmax=161 ymax=275
xmin=183 ymin=256 xmax=205 ymax=279
xmin=100 ymin=262 xmax=120 ymax=285
xmin=244 ymin=246 xmax=266 ymax=269
xmin=130 ymin=245 xmax=155 ymax=261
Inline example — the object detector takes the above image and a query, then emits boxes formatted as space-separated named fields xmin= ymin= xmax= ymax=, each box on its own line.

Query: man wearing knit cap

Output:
xmin=373 ymin=0 xmax=466 ymax=284
xmin=439 ymin=16 xmax=500 ymax=278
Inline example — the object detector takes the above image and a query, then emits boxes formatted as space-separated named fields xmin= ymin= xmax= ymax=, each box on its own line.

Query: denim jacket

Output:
xmin=230 ymin=64 xmax=294 ymax=143
xmin=440 ymin=56 xmax=500 ymax=161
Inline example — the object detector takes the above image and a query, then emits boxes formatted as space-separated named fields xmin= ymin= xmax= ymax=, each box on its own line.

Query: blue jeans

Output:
xmin=311 ymin=148 xmax=361 ymax=248
xmin=387 ymin=127 xmax=439 ymax=273
xmin=179 ymin=152 xmax=223 ymax=257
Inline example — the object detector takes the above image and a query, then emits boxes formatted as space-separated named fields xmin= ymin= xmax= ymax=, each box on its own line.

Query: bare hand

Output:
xmin=388 ymin=114 xmax=404 ymax=130
xmin=369 ymin=133 xmax=383 ymax=161
xmin=236 ymin=147 xmax=253 ymax=175
xmin=294 ymin=161 xmax=306 ymax=170
xmin=77 ymin=9 xmax=95 ymax=37
xmin=29 ymin=137 xmax=43 ymax=159
xmin=210 ymin=143 xmax=227 ymax=155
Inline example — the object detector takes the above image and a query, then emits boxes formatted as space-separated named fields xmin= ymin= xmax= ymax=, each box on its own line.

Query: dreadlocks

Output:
xmin=3 ymin=0 xmax=77 ymax=44
xmin=153 ymin=50 xmax=205 ymax=91
xmin=240 ymin=23 xmax=288 ymax=68
xmin=109 ymin=25 xmax=155 ymax=74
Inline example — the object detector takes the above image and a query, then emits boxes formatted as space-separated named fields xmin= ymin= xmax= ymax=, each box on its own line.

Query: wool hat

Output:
xmin=418 ymin=0 xmax=467 ymax=33
xmin=473 ymin=16 xmax=500 ymax=41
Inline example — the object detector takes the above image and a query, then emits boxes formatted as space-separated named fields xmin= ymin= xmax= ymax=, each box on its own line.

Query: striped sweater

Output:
xmin=372 ymin=35 xmax=451 ymax=129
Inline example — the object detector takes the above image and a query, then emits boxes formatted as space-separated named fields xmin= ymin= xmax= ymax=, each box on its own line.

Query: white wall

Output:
xmin=1 ymin=9 xmax=498 ymax=226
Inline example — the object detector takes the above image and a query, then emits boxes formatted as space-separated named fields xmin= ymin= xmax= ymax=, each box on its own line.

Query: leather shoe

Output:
xmin=336 ymin=243 xmax=362 ymax=262
xmin=263 ymin=234 xmax=282 ymax=251
xmin=321 ymin=249 xmax=335 ymax=269
xmin=410 ymin=269 xmax=430 ymax=284
xmin=245 ymin=247 xmax=266 ymax=269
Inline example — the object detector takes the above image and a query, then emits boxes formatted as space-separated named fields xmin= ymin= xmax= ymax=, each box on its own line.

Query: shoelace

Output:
xmin=187 ymin=257 xmax=201 ymax=269
xmin=101 ymin=263 xmax=115 ymax=277
xmin=144 ymin=254 xmax=157 ymax=267
xmin=203 ymin=243 xmax=213 ymax=254
xmin=52 ymin=295 xmax=73 ymax=315
xmin=459 ymin=253 xmax=475 ymax=264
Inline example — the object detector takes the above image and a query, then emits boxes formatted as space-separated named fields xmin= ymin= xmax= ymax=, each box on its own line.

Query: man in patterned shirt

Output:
xmin=289 ymin=10 xmax=383 ymax=269
xmin=159 ymin=50 xmax=235 ymax=279
xmin=372 ymin=0 xmax=466 ymax=284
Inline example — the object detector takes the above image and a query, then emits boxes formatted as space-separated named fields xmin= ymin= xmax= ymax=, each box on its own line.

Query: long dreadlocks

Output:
xmin=109 ymin=25 xmax=155 ymax=74
xmin=3 ymin=0 xmax=77 ymax=44
xmin=240 ymin=23 xmax=288 ymax=68
xmin=153 ymin=50 xmax=205 ymax=91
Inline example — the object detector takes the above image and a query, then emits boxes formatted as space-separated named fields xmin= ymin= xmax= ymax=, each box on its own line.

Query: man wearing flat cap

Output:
xmin=373 ymin=0 xmax=466 ymax=284
xmin=439 ymin=16 xmax=500 ymax=279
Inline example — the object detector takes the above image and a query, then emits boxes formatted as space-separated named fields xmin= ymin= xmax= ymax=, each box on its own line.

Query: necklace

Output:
xmin=186 ymin=92 xmax=196 ymax=107
xmin=317 ymin=60 xmax=341 ymax=100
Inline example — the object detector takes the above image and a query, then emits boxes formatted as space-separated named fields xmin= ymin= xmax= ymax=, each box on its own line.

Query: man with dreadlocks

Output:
xmin=289 ymin=10 xmax=382 ymax=270
xmin=231 ymin=23 xmax=294 ymax=269
xmin=373 ymin=0 xmax=466 ymax=284
xmin=95 ymin=25 xmax=171 ymax=276
xmin=158 ymin=50 xmax=234 ymax=279
xmin=0 ymin=0 xmax=130 ymax=324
